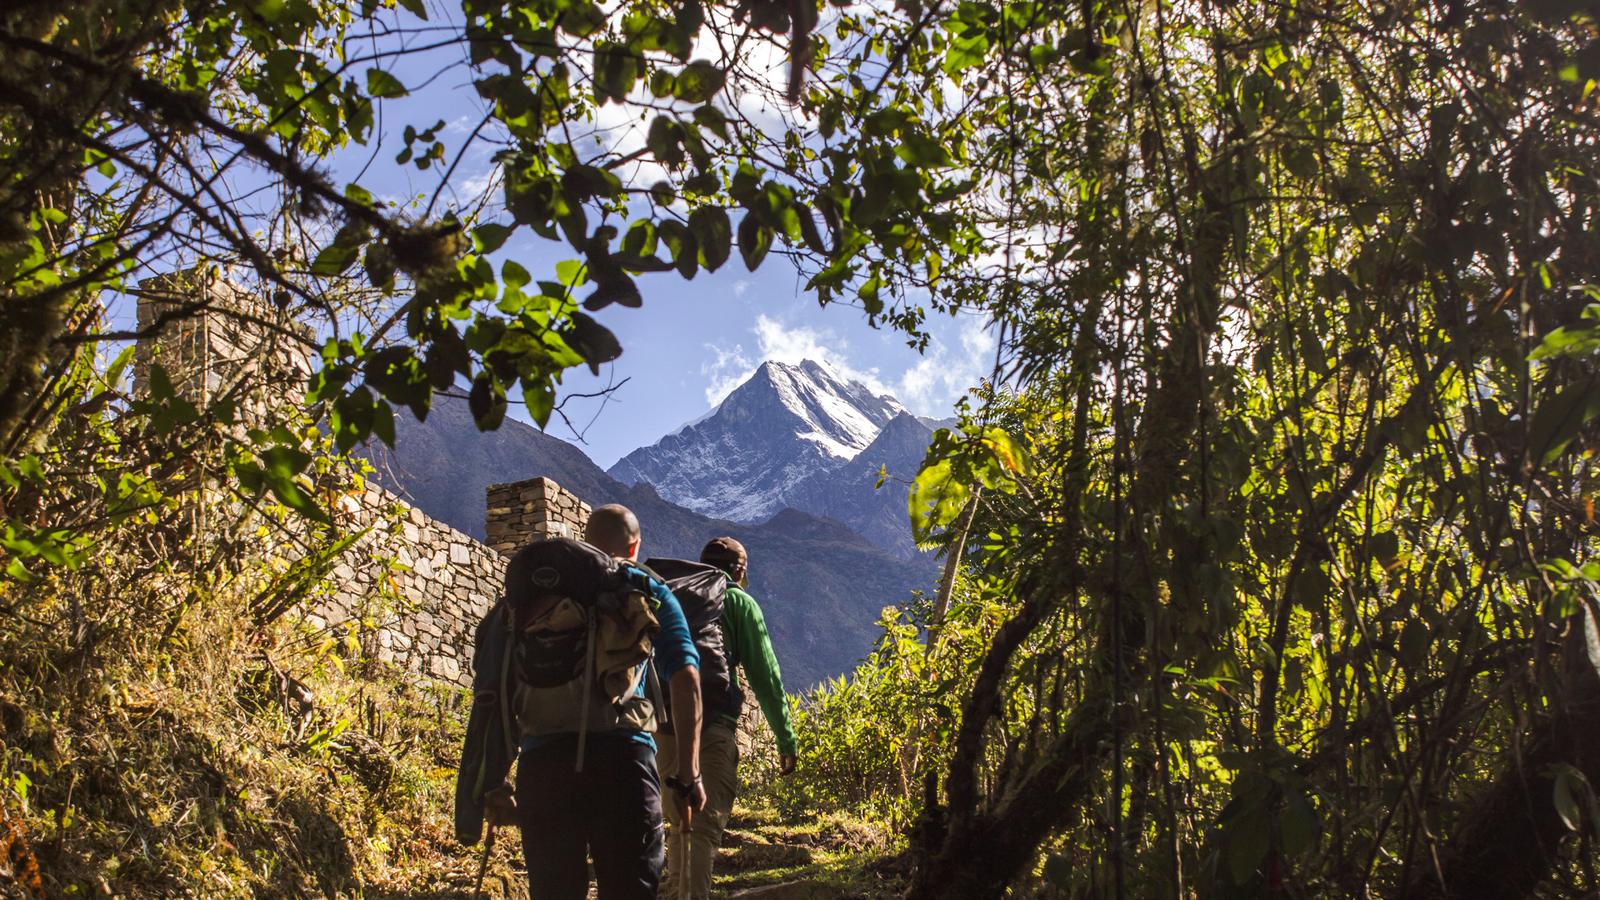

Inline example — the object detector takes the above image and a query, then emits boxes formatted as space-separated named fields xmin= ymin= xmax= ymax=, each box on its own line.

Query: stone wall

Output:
xmin=309 ymin=476 xmax=593 ymax=686
xmin=132 ymin=275 xmax=594 ymax=689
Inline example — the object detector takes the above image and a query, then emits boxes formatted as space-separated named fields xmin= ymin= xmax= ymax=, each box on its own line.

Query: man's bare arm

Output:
xmin=668 ymin=665 xmax=705 ymax=822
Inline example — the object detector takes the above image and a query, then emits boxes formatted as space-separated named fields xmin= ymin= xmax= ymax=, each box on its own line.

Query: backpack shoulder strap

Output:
xmin=617 ymin=563 xmax=661 ymax=607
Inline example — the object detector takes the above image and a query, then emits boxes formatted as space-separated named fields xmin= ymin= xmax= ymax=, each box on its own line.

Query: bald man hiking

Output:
xmin=456 ymin=504 xmax=705 ymax=900
xmin=649 ymin=536 xmax=798 ymax=900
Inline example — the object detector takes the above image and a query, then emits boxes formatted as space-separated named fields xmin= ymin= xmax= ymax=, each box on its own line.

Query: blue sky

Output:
xmin=547 ymin=264 xmax=994 ymax=468
xmin=323 ymin=8 xmax=997 ymax=469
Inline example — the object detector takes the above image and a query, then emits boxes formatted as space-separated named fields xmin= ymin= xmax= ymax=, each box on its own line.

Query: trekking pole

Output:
xmin=472 ymin=823 xmax=496 ymax=900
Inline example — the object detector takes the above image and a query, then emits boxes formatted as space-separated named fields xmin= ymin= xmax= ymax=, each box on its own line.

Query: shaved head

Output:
xmin=584 ymin=504 xmax=641 ymax=558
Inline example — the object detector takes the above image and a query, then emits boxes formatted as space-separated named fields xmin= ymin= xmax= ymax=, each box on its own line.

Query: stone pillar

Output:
xmin=484 ymin=476 xmax=593 ymax=556
xmin=132 ymin=268 xmax=313 ymax=428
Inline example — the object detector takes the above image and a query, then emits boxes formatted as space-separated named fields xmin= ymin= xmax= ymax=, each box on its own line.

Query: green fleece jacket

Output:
xmin=720 ymin=585 xmax=798 ymax=757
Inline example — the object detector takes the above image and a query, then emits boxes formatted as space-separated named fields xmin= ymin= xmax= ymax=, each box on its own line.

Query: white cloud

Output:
xmin=702 ymin=342 xmax=756 ymax=405
xmin=701 ymin=314 xmax=881 ymax=405
xmin=457 ymin=164 xmax=502 ymax=204
xmin=895 ymin=316 xmax=996 ymax=413
xmin=752 ymin=315 xmax=837 ymax=365
xmin=751 ymin=316 xmax=895 ymax=394
xmin=701 ymin=313 xmax=995 ymax=415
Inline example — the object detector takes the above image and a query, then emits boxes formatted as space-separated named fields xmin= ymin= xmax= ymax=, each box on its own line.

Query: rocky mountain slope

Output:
xmin=784 ymin=412 xmax=936 ymax=560
xmin=358 ymin=395 xmax=935 ymax=687
xmin=607 ymin=360 xmax=907 ymax=523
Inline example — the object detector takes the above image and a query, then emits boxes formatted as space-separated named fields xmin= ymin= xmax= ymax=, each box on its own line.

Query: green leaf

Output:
xmin=524 ymin=378 xmax=555 ymax=428
xmin=1281 ymin=790 xmax=1319 ymax=857
xmin=942 ymin=30 xmax=989 ymax=75
xmin=365 ymin=68 xmax=408 ymax=99
xmin=1527 ymin=377 xmax=1600 ymax=465
xmin=693 ymin=104 xmax=728 ymax=140
xmin=468 ymin=375 xmax=506 ymax=430
xmin=1366 ymin=531 xmax=1400 ymax=562
xmin=1553 ymin=765 xmax=1586 ymax=832
xmin=583 ymin=273 xmax=642 ymax=310
xmin=658 ymin=219 xmax=698 ymax=279
xmin=486 ymin=264 xmax=524 ymax=301
xmin=102 ymin=345 xmax=135 ymax=393
xmin=674 ymin=60 xmax=726 ymax=103
xmin=257 ymin=445 xmax=325 ymax=521
xmin=560 ymin=1 xmax=606 ymax=37
xmin=737 ymin=213 xmax=773 ymax=271
xmin=908 ymin=458 xmax=970 ymax=542
xmin=981 ymin=425 xmax=1031 ymax=477
xmin=858 ymin=272 xmax=882 ymax=315
xmin=564 ymin=311 xmax=623 ymax=375
xmin=1399 ymin=619 xmax=1429 ymax=670
xmin=556 ymin=259 xmax=589 ymax=287
xmin=646 ymin=116 xmax=686 ymax=166
xmin=311 ymin=242 xmax=358 ymax=277
xmin=622 ymin=220 xmax=658 ymax=258
xmin=1226 ymin=803 xmax=1272 ymax=885
xmin=1043 ymin=854 xmax=1072 ymax=887
xmin=363 ymin=242 xmax=395 ymax=290
xmin=371 ymin=402 xmax=396 ymax=447
xmin=1531 ymin=318 xmax=1600 ymax=361
xmin=896 ymin=130 xmax=953 ymax=168
xmin=794 ymin=203 xmax=828 ymax=254
xmin=474 ymin=222 xmax=514 ymax=254
xmin=689 ymin=206 xmax=732 ymax=272
xmin=593 ymin=43 xmax=641 ymax=104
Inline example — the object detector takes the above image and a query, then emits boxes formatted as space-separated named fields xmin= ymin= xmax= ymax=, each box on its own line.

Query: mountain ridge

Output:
xmin=785 ymin=411 xmax=935 ymax=560
xmin=607 ymin=360 xmax=907 ymax=523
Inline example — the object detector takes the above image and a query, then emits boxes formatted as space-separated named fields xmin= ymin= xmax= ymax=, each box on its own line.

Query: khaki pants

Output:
xmin=656 ymin=720 xmax=739 ymax=900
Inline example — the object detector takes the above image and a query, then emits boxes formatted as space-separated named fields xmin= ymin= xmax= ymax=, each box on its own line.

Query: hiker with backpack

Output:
xmin=455 ymin=504 xmax=706 ymax=900
xmin=649 ymin=536 xmax=798 ymax=900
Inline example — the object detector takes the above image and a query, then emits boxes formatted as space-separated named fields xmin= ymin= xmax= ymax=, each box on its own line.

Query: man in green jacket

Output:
xmin=656 ymin=536 xmax=798 ymax=900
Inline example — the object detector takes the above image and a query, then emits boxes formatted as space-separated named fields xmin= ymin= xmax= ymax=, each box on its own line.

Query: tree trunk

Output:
xmin=925 ymin=489 xmax=980 ymax=657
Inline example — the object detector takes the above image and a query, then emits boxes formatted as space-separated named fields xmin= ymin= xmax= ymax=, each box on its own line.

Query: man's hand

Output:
xmin=778 ymin=753 xmax=798 ymax=777
xmin=667 ymin=772 xmax=706 ymax=827
xmin=483 ymin=783 xmax=518 ymax=828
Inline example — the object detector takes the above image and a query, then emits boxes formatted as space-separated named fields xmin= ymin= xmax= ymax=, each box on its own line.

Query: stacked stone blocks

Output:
xmin=485 ymin=477 xmax=592 ymax=556
xmin=134 ymin=269 xmax=314 ymax=431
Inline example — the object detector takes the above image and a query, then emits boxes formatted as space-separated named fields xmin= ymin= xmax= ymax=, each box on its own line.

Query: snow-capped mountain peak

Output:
xmin=740 ymin=359 xmax=906 ymax=458
xmin=608 ymin=359 xmax=907 ymax=522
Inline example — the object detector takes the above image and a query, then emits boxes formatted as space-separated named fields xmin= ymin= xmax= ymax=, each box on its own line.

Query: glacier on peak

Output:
xmin=607 ymin=358 xmax=908 ymax=522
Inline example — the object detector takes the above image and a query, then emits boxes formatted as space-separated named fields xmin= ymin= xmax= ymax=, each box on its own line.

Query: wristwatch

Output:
xmin=664 ymin=773 xmax=702 ymax=797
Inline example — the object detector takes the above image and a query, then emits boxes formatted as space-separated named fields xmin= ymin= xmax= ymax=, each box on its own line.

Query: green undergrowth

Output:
xmin=0 ymin=575 xmax=521 ymax=898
